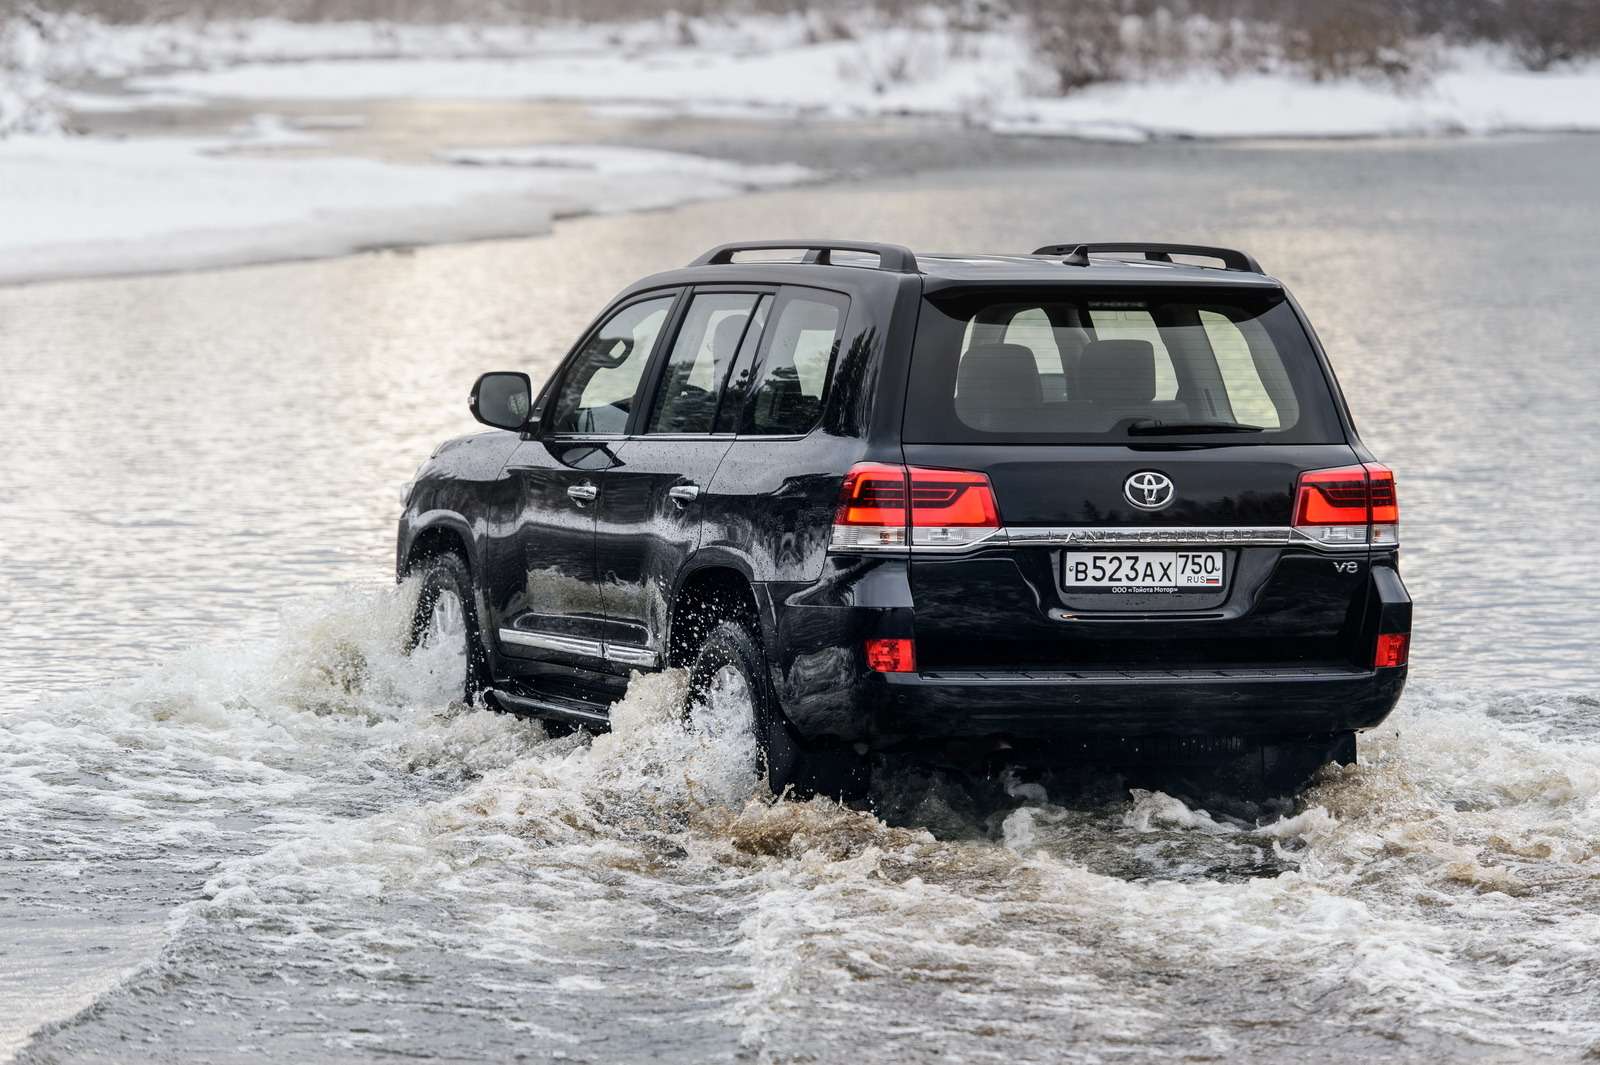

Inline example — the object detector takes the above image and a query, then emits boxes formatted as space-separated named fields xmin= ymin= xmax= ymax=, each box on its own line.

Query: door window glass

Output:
xmin=549 ymin=296 xmax=674 ymax=435
xmin=646 ymin=292 xmax=761 ymax=434
xmin=743 ymin=290 xmax=848 ymax=436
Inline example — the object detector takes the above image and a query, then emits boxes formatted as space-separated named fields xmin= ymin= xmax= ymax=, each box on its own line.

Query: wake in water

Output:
xmin=4 ymin=583 xmax=1598 ymax=1064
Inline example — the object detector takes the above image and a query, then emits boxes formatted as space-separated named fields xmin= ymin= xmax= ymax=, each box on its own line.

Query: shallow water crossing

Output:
xmin=5 ymin=132 xmax=1600 ymax=1062
xmin=4 ymin=580 xmax=1599 ymax=1062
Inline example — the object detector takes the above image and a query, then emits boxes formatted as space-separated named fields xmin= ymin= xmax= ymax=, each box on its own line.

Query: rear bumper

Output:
xmin=871 ymin=665 xmax=1406 ymax=744
xmin=760 ymin=555 xmax=1411 ymax=750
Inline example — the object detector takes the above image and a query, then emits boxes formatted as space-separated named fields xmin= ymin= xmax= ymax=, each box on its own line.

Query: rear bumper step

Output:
xmin=873 ymin=666 xmax=1405 ymax=741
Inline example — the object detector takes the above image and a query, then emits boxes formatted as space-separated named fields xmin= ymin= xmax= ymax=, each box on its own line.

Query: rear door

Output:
xmin=900 ymin=286 xmax=1370 ymax=673
xmin=596 ymin=288 xmax=772 ymax=664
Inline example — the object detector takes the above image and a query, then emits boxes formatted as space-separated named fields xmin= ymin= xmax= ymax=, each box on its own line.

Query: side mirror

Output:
xmin=469 ymin=372 xmax=534 ymax=432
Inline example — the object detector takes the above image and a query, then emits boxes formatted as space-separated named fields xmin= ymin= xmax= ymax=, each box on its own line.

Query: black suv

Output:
xmin=398 ymin=240 xmax=1410 ymax=794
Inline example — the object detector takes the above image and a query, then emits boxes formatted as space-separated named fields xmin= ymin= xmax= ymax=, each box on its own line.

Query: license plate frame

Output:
xmin=1061 ymin=550 xmax=1226 ymax=591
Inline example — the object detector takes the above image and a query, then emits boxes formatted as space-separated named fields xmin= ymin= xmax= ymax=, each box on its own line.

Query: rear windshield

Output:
xmin=904 ymin=288 xmax=1344 ymax=444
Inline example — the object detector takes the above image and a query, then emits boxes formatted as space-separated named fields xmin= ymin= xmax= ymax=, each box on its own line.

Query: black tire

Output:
xmin=685 ymin=617 xmax=867 ymax=800
xmin=405 ymin=551 xmax=492 ymax=704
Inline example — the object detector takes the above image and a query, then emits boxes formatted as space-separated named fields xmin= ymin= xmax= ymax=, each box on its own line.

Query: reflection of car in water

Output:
xmin=397 ymin=239 xmax=1411 ymax=796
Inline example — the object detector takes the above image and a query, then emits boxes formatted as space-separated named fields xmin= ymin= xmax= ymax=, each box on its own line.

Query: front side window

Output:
xmin=549 ymin=295 xmax=674 ymax=435
xmin=646 ymin=292 xmax=763 ymax=434
xmin=905 ymin=288 xmax=1334 ymax=444
xmin=743 ymin=289 xmax=848 ymax=436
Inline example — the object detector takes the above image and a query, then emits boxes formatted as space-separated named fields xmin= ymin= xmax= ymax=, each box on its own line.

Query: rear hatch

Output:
xmin=898 ymin=284 xmax=1374 ymax=673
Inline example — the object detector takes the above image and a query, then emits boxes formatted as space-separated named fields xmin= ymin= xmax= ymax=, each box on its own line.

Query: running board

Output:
xmin=484 ymin=688 xmax=610 ymax=727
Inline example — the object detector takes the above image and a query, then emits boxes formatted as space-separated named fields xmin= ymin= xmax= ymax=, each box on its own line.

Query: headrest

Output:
xmin=711 ymin=313 xmax=749 ymax=363
xmin=957 ymin=344 xmax=1042 ymax=416
xmin=1078 ymin=339 xmax=1156 ymax=404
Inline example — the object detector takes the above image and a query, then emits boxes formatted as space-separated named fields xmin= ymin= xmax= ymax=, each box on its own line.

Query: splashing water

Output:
xmin=3 ymin=583 xmax=1599 ymax=1064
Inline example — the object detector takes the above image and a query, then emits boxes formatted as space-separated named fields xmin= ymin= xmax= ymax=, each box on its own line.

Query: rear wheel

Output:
xmin=406 ymin=551 xmax=491 ymax=703
xmin=685 ymin=618 xmax=867 ymax=800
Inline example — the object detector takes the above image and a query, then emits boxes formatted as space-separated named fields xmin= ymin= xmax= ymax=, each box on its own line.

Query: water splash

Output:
xmin=5 ymin=585 xmax=1600 ymax=1063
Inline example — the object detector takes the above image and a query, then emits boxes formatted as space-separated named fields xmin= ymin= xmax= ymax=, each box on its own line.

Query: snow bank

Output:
xmin=0 ymin=135 xmax=812 ymax=287
xmin=126 ymin=22 xmax=1600 ymax=143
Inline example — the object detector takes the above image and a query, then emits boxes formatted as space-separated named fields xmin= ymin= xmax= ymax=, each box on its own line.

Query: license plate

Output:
xmin=1062 ymin=551 xmax=1224 ymax=589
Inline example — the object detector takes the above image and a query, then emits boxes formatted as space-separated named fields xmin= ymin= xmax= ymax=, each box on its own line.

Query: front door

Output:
xmin=496 ymin=291 xmax=679 ymax=679
xmin=597 ymin=290 xmax=771 ymax=664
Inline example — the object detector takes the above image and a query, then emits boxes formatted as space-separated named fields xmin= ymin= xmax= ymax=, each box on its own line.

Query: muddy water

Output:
xmin=4 ymin=133 xmax=1600 ymax=1062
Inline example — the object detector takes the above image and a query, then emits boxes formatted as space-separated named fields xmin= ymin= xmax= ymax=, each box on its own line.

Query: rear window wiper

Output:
xmin=1124 ymin=419 xmax=1268 ymax=436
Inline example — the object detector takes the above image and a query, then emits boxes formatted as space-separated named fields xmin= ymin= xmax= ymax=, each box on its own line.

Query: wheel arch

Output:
xmin=398 ymin=512 xmax=476 ymax=579
xmin=667 ymin=554 xmax=761 ymax=668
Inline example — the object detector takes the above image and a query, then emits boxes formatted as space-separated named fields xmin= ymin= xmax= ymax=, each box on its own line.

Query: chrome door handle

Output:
xmin=567 ymin=483 xmax=598 ymax=504
xmin=667 ymin=484 xmax=700 ymax=507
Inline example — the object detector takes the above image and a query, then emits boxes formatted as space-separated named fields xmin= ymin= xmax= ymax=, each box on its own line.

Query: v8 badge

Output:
xmin=1332 ymin=560 xmax=1361 ymax=574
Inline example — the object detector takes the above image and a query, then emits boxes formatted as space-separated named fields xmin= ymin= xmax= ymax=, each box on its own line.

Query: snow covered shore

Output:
xmin=14 ymin=12 xmax=1599 ymax=143
xmin=5 ymin=10 xmax=1600 ymax=287
xmin=0 ymin=131 xmax=810 ymax=287
xmin=137 ymin=35 xmax=1600 ymax=144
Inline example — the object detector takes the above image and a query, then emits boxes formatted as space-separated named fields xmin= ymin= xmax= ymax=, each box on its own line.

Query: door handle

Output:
xmin=667 ymin=484 xmax=701 ymax=507
xmin=567 ymin=483 xmax=598 ymax=504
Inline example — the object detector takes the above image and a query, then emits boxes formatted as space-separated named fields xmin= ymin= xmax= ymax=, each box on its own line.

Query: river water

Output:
xmin=3 ymin=130 xmax=1599 ymax=1062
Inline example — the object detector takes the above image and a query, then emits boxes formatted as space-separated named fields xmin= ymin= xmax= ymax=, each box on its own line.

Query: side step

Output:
xmin=484 ymin=688 xmax=611 ymax=728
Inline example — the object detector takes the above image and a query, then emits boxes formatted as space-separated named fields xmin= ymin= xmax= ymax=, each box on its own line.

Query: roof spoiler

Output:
xmin=690 ymin=240 xmax=920 ymax=274
xmin=1032 ymin=242 xmax=1263 ymax=274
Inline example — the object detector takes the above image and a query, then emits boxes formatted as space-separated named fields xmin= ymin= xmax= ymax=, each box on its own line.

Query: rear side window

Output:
xmin=645 ymin=292 xmax=761 ymax=434
xmin=742 ymin=289 xmax=848 ymax=436
xmin=904 ymin=288 xmax=1336 ymax=444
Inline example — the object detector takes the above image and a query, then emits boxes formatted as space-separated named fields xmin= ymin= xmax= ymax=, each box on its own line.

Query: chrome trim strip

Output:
xmin=1007 ymin=526 xmax=1297 ymax=548
xmin=604 ymin=644 xmax=661 ymax=668
xmin=499 ymin=628 xmax=661 ymax=668
xmin=498 ymin=629 xmax=603 ymax=658
xmin=487 ymin=688 xmax=610 ymax=725
xmin=830 ymin=526 xmax=1369 ymax=556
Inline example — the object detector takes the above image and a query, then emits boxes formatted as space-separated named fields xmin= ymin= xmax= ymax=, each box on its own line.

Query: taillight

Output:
xmin=1374 ymin=632 xmax=1409 ymax=668
xmin=832 ymin=463 xmax=909 ymax=550
xmin=831 ymin=463 xmax=1002 ymax=552
xmin=1366 ymin=463 xmax=1399 ymax=546
xmin=865 ymin=637 xmax=916 ymax=673
xmin=1293 ymin=462 xmax=1400 ymax=548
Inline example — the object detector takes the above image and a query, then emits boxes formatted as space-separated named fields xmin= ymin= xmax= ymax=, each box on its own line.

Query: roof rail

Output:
xmin=1031 ymin=242 xmax=1263 ymax=274
xmin=690 ymin=240 xmax=920 ymax=274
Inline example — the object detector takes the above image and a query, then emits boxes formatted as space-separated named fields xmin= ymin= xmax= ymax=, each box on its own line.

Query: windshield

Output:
xmin=903 ymin=287 xmax=1346 ymax=444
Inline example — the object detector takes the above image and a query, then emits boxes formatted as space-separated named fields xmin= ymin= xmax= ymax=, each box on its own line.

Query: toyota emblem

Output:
xmin=1124 ymin=471 xmax=1175 ymax=510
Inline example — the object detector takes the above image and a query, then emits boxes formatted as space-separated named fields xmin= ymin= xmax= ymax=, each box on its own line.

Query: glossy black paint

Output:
xmin=397 ymin=246 xmax=1411 ymax=760
xmin=599 ymin=436 xmax=731 ymax=654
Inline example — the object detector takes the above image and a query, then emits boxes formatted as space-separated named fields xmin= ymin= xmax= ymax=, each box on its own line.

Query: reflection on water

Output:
xmin=3 ymin=132 xmax=1600 ymax=1062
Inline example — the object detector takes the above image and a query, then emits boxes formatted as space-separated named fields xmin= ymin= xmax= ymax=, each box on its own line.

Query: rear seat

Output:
xmin=955 ymin=338 xmax=1191 ymax=432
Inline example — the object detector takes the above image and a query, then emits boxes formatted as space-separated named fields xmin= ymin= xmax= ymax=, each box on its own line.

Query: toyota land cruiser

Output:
xmin=398 ymin=240 xmax=1411 ymax=795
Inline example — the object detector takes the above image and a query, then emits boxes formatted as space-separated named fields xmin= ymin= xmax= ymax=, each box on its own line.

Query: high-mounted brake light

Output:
xmin=1293 ymin=463 xmax=1400 ymax=548
xmin=831 ymin=463 xmax=1002 ymax=552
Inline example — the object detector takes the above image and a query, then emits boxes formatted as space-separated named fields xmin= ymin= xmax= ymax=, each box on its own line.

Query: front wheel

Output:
xmin=685 ymin=618 xmax=867 ymax=800
xmin=406 ymin=552 xmax=491 ymax=703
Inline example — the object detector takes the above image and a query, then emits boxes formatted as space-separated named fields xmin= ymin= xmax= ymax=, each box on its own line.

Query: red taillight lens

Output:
xmin=1293 ymin=462 xmax=1400 ymax=547
xmin=831 ymin=463 xmax=1002 ymax=551
xmin=835 ymin=463 xmax=909 ymax=527
xmin=1295 ymin=465 xmax=1370 ymax=525
xmin=1374 ymin=632 xmax=1409 ymax=668
xmin=909 ymin=466 xmax=1000 ymax=534
xmin=865 ymin=637 xmax=916 ymax=673
xmin=832 ymin=463 xmax=910 ymax=549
